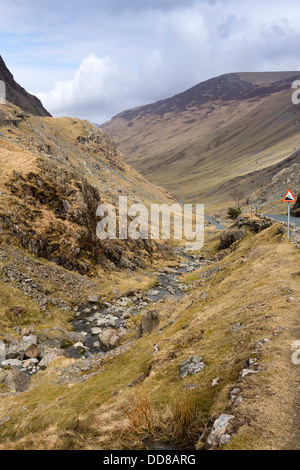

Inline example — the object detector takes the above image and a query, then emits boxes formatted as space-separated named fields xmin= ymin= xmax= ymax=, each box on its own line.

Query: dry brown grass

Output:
xmin=121 ymin=393 xmax=203 ymax=449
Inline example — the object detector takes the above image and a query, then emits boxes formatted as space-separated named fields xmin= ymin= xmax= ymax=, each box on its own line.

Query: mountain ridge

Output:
xmin=111 ymin=71 xmax=300 ymax=121
xmin=0 ymin=55 xmax=51 ymax=117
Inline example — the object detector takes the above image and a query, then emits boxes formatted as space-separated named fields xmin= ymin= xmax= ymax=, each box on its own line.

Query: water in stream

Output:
xmin=67 ymin=250 xmax=209 ymax=359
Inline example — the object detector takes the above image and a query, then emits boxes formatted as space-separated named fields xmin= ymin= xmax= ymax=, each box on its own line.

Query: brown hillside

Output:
xmin=102 ymin=72 xmax=300 ymax=212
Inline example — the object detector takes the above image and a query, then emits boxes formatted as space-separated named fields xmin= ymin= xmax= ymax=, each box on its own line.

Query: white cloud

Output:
xmin=37 ymin=54 xmax=135 ymax=122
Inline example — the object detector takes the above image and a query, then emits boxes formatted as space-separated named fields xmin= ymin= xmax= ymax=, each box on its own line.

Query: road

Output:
xmin=264 ymin=214 xmax=300 ymax=227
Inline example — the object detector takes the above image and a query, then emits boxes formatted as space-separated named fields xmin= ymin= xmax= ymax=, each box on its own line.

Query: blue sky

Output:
xmin=1 ymin=0 xmax=300 ymax=123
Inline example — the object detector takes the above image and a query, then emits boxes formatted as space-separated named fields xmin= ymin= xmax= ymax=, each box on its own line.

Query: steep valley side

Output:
xmin=102 ymin=72 xmax=300 ymax=212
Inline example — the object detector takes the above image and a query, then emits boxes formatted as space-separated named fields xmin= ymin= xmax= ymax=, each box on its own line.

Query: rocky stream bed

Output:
xmin=0 ymin=249 xmax=210 ymax=384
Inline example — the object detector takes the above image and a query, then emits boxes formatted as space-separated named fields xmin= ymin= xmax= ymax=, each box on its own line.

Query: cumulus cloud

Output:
xmin=37 ymin=54 xmax=135 ymax=122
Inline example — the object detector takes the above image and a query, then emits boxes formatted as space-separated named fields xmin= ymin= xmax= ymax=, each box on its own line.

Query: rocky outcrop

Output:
xmin=0 ymin=55 xmax=51 ymax=117
xmin=219 ymin=228 xmax=246 ymax=250
xmin=234 ymin=217 xmax=273 ymax=233
xmin=207 ymin=414 xmax=235 ymax=449
xmin=2 ymin=162 xmax=164 ymax=274
xmin=291 ymin=194 xmax=300 ymax=217
xmin=252 ymin=164 xmax=300 ymax=215
xmin=219 ymin=216 xmax=274 ymax=250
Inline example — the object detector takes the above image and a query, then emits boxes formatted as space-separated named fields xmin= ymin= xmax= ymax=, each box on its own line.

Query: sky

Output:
xmin=1 ymin=0 xmax=300 ymax=123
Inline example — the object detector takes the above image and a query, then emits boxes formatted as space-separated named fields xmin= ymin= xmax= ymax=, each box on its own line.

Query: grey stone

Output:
xmin=73 ymin=342 xmax=87 ymax=353
xmin=207 ymin=414 xmax=235 ymax=448
xmin=232 ymin=397 xmax=243 ymax=408
xmin=98 ymin=328 xmax=120 ymax=352
xmin=91 ymin=328 xmax=102 ymax=336
xmin=6 ymin=342 xmax=25 ymax=360
xmin=255 ymin=339 xmax=269 ymax=350
xmin=212 ymin=378 xmax=220 ymax=387
xmin=137 ymin=311 xmax=160 ymax=338
xmin=0 ymin=369 xmax=30 ymax=393
xmin=180 ymin=356 xmax=207 ymax=379
xmin=88 ymin=295 xmax=100 ymax=304
xmin=0 ymin=416 xmax=11 ymax=427
xmin=22 ymin=358 xmax=39 ymax=369
xmin=65 ymin=331 xmax=86 ymax=344
xmin=39 ymin=349 xmax=67 ymax=370
xmin=22 ymin=335 xmax=38 ymax=346
xmin=96 ymin=317 xmax=118 ymax=328
xmin=1 ymin=359 xmax=23 ymax=369
xmin=230 ymin=323 xmax=244 ymax=333
xmin=219 ymin=228 xmax=246 ymax=250
xmin=240 ymin=369 xmax=259 ymax=379
xmin=230 ymin=388 xmax=241 ymax=399
xmin=21 ymin=326 xmax=35 ymax=337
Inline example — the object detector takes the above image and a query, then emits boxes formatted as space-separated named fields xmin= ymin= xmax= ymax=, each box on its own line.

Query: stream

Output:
xmin=67 ymin=249 xmax=209 ymax=359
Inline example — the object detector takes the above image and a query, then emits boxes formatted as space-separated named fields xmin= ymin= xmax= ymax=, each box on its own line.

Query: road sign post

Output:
xmin=288 ymin=202 xmax=290 ymax=240
xmin=282 ymin=190 xmax=296 ymax=241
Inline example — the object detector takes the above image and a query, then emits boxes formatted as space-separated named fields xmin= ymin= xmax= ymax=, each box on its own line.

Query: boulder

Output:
xmin=98 ymin=328 xmax=120 ymax=352
xmin=0 ymin=369 xmax=30 ymax=393
xmin=39 ymin=348 xmax=68 ymax=370
xmin=24 ymin=344 xmax=41 ymax=359
xmin=234 ymin=217 xmax=273 ymax=233
xmin=219 ymin=228 xmax=246 ymax=250
xmin=88 ymin=294 xmax=100 ymax=304
xmin=207 ymin=414 xmax=235 ymax=448
xmin=22 ymin=335 xmax=38 ymax=346
xmin=96 ymin=317 xmax=118 ymax=329
xmin=91 ymin=328 xmax=102 ymax=336
xmin=21 ymin=326 xmax=36 ymax=337
xmin=6 ymin=342 xmax=25 ymax=360
xmin=137 ymin=311 xmax=160 ymax=338
xmin=65 ymin=331 xmax=86 ymax=344
xmin=37 ymin=330 xmax=72 ymax=349
xmin=1 ymin=359 xmax=23 ymax=369
xmin=180 ymin=357 xmax=207 ymax=379
xmin=73 ymin=342 xmax=87 ymax=354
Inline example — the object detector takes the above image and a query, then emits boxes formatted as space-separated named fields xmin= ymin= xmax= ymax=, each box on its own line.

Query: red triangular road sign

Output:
xmin=282 ymin=189 xmax=296 ymax=203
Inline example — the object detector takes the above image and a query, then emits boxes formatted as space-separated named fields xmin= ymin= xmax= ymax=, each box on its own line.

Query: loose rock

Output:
xmin=180 ymin=356 xmax=207 ymax=379
xmin=98 ymin=328 xmax=120 ymax=352
xmin=207 ymin=414 xmax=235 ymax=448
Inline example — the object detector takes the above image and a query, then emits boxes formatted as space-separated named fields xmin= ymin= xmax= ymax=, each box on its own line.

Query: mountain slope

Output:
xmin=0 ymin=100 xmax=173 ymax=276
xmin=102 ymin=72 xmax=300 ymax=211
xmin=0 ymin=55 xmax=51 ymax=117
